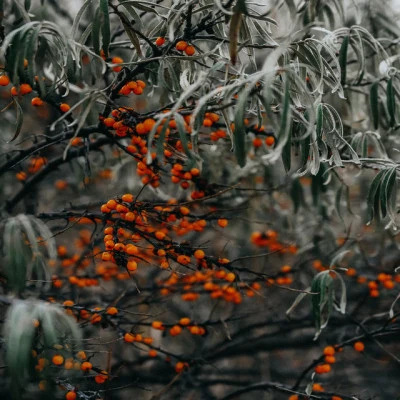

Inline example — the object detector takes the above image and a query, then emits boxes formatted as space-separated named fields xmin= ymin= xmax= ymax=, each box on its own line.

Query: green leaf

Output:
xmin=370 ymin=82 xmax=379 ymax=130
xmin=380 ymin=167 xmax=397 ymax=219
xmin=339 ymin=35 xmax=349 ymax=85
xmin=229 ymin=11 xmax=242 ymax=65
xmin=92 ymin=7 xmax=102 ymax=56
xmin=234 ymin=87 xmax=251 ymax=167
xmin=282 ymin=123 xmax=291 ymax=172
xmin=311 ymin=271 xmax=334 ymax=339
xmin=6 ymin=97 xmax=24 ymax=143
xmin=316 ymin=103 xmax=323 ymax=140
xmin=387 ymin=78 xmax=396 ymax=128
xmin=100 ymin=0 xmax=111 ymax=57
xmin=366 ymin=169 xmax=387 ymax=224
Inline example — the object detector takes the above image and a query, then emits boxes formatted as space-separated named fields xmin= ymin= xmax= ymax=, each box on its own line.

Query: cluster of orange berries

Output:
xmin=118 ymin=79 xmax=146 ymax=96
xmin=175 ymin=40 xmax=195 ymax=56
xmin=157 ymin=269 xmax=244 ymax=304
xmin=171 ymin=163 xmax=201 ymax=190
xmin=151 ymin=317 xmax=206 ymax=336
xmin=16 ymin=156 xmax=49 ymax=181
xmin=251 ymin=230 xmax=297 ymax=254
xmin=312 ymin=260 xmax=399 ymax=297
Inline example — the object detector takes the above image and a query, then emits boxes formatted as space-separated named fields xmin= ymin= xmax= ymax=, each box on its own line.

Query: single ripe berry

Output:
xmin=175 ymin=41 xmax=188 ymax=51
xmin=155 ymin=37 xmax=166 ymax=46
xmin=184 ymin=45 xmax=195 ymax=56
xmin=0 ymin=75 xmax=10 ymax=86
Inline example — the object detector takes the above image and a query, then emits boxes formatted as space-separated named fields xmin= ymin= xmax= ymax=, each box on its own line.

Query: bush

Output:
xmin=0 ymin=0 xmax=399 ymax=399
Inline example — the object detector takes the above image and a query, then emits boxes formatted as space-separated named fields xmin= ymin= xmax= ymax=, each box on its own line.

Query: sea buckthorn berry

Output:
xmin=0 ymin=75 xmax=10 ymax=86
xmin=179 ymin=317 xmax=191 ymax=326
xmin=225 ymin=272 xmax=235 ymax=282
xmin=127 ymin=260 xmax=138 ymax=272
xmin=31 ymin=97 xmax=44 ymax=106
xmin=331 ymin=397 xmax=343 ymax=400
xmin=127 ymin=81 xmax=138 ymax=90
xmin=60 ymin=103 xmax=70 ymax=113
xmin=177 ymin=255 xmax=191 ymax=265
xmin=203 ymin=118 xmax=213 ymax=127
xmin=175 ymin=361 xmax=186 ymax=373
xmin=103 ymin=117 xmax=115 ymax=127
xmin=265 ymin=136 xmax=275 ymax=146
xmin=95 ymin=372 xmax=108 ymax=384
xmin=143 ymin=118 xmax=156 ymax=131
xmin=353 ymin=341 xmax=365 ymax=352
xmin=148 ymin=349 xmax=157 ymax=357
xmin=52 ymin=354 xmax=64 ymax=366
xmin=11 ymin=86 xmax=18 ymax=96
xmin=184 ymin=45 xmax=195 ymax=56
xmin=288 ymin=396 xmax=298 ymax=400
xmin=152 ymin=320 xmax=165 ymax=330
xmin=155 ymin=37 xmax=166 ymax=46
xmin=253 ymin=137 xmax=263 ymax=147
xmin=77 ymin=351 xmax=87 ymax=360
xmin=63 ymin=300 xmax=74 ymax=307
xmin=124 ymin=332 xmax=135 ymax=343
xmin=194 ymin=249 xmax=205 ymax=259
xmin=136 ymin=80 xmax=146 ymax=89
xmin=217 ymin=219 xmax=228 ymax=228
xmin=16 ymin=171 xmax=27 ymax=181
xmin=312 ymin=383 xmax=324 ymax=391
xmin=66 ymin=391 xmax=77 ymax=400
xmin=119 ymin=85 xmax=130 ymax=95
xmin=169 ymin=325 xmax=182 ymax=336
xmin=175 ymin=41 xmax=188 ymax=51
xmin=155 ymin=231 xmax=166 ymax=240
xmin=106 ymin=307 xmax=118 ymax=315
xmin=133 ymin=85 xmax=143 ymax=95
xmin=323 ymin=346 xmax=335 ymax=356
xmin=112 ymin=56 xmax=124 ymax=72
xmin=325 ymin=356 xmax=336 ymax=364
xmin=81 ymin=361 xmax=93 ymax=372
xmin=19 ymin=83 xmax=33 ymax=95
xmin=136 ymin=123 xmax=147 ymax=135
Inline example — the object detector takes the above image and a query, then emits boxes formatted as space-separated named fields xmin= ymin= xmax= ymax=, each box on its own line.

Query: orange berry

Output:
xmin=179 ymin=317 xmax=191 ymax=326
xmin=31 ymin=97 xmax=44 ymax=106
xmin=175 ymin=41 xmax=188 ymax=51
xmin=0 ymin=75 xmax=10 ymax=86
xmin=106 ymin=307 xmax=118 ymax=315
xmin=112 ymin=56 xmax=123 ymax=72
xmin=127 ymin=260 xmax=138 ymax=272
xmin=52 ymin=354 xmax=64 ymax=366
xmin=353 ymin=341 xmax=365 ymax=352
xmin=217 ymin=219 xmax=228 ymax=228
xmin=148 ymin=349 xmax=157 ymax=357
xmin=81 ymin=361 xmax=93 ymax=372
xmin=194 ymin=249 xmax=205 ymax=259
xmin=60 ymin=103 xmax=70 ymax=113
xmin=124 ymin=332 xmax=135 ymax=343
xmin=66 ymin=391 xmax=77 ymax=400
xmin=136 ymin=80 xmax=146 ymax=89
xmin=265 ymin=136 xmax=275 ymax=146
xmin=152 ymin=320 xmax=165 ymax=330
xmin=155 ymin=37 xmax=166 ymax=46
xmin=136 ymin=123 xmax=147 ymax=135
xmin=95 ymin=372 xmax=108 ymax=384
xmin=169 ymin=325 xmax=182 ymax=336
xmin=143 ymin=118 xmax=156 ymax=132
xmin=325 ymin=355 xmax=336 ymax=364
xmin=19 ymin=83 xmax=32 ymax=95
xmin=103 ymin=117 xmax=115 ymax=127
xmin=184 ymin=45 xmax=195 ymax=56
xmin=133 ymin=85 xmax=143 ymax=95
xmin=10 ymin=86 xmax=18 ymax=96
xmin=323 ymin=346 xmax=335 ymax=356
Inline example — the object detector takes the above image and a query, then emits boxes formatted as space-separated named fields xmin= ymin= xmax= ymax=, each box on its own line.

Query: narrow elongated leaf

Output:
xmin=370 ymin=82 xmax=379 ymax=130
xmin=366 ymin=169 xmax=387 ymax=223
xmin=234 ymin=87 xmax=251 ymax=167
xmin=339 ymin=35 xmax=349 ymax=85
xmin=387 ymin=78 xmax=396 ymax=127
xmin=6 ymin=97 xmax=24 ymax=143
xmin=229 ymin=11 xmax=242 ymax=65
xmin=311 ymin=271 xmax=334 ymax=338
xmin=100 ymin=0 xmax=110 ymax=57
